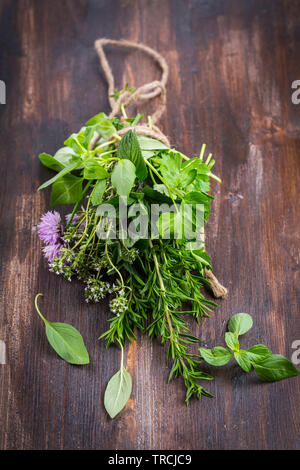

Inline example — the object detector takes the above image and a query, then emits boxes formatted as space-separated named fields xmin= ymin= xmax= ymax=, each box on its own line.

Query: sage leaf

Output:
xmin=117 ymin=130 xmax=147 ymax=180
xmin=228 ymin=313 xmax=253 ymax=336
xmin=253 ymin=354 xmax=300 ymax=382
xmin=199 ymin=346 xmax=233 ymax=366
xmin=111 ymin=159 xmax=136 ymax=196
xmin=91 ymin=179 xmax=106 ymax=205
xmin=35 ymin=294 xmax=89 ymax=365
xmin=104 ymin=366 xmax=132 ymax=419
xmin=50 ymin=173 xmax=83 ymax=206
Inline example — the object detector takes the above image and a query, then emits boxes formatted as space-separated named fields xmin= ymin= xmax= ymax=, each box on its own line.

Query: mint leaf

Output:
xmin=228 ymin=313 xmax=253 ymax=336
xmin=199 ymin=346 xmax=232 ymax=366
xmin=117 ymin=130 xmax=147 ymax=180
xmin=246 ymin=344 xmax=271 ymax=363
xmin=253 ymin=354 xmax=300 ymax=382
xmin=234 ymin=350 xmax=252 ymax=372
xmin=111 ymin=159 xmax=136 ymax=196
xmin=225 ymin=332 xmax=239 ymax=351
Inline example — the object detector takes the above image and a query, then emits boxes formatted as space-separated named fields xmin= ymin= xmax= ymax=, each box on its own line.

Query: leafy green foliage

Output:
xmin=111 ymin=159 xmax=136 ymax=196
xmin=50 ymin=174 xmax=83 ymax=206
xmin=35 ymin=294 xmax=89 ymax=365
xmin=37 ymin=108 xmax=298 ymax=416
xmin=117 ymin=130 xmax=147 ymax=180
xmin=200 ymin=313 xmax=300 ymax=382
xmin=104 ymin=346 xmax=132 ymax=419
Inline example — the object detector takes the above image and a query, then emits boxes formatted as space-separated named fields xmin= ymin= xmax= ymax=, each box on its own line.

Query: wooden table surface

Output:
xmin=0 ymin=0 xmax=300 ymax=450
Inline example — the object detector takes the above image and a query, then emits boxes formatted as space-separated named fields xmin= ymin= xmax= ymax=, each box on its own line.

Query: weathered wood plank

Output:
xmin=0 ymin=0 xmax=299 ymax=450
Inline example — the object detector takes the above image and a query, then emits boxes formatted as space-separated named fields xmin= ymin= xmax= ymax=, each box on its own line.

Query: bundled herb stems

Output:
xmin=35 ymin=39 xmax=299 ymax=418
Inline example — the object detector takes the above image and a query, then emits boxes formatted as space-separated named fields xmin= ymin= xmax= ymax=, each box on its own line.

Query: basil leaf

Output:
xmin=91 ymin=180 xmax=106 ymax=205
xmin=199 ymin=346 xmax=232 ymax=366
xmin=45 ymin=322 xmax=90 ymax=365
xmin=38 ymin=161 xmax=80 ymax=190
xmin=234 ymin=350 xmax=252 ymax=372
xmin=35 ymin=294 xmax=89 ymax=365
xmin=53 ymin=147 xmax=79 ymax=168
xmin=117 ymin=130 xmax=147 ymax=180
xmin=111 ymin=159 xmax=136 ymax=196
xmin=228 ymin=313 xmax=253 ymax=336
xmin=246 ymin=344 xmax=271 ymax=363
xmin=39 ymin=152 xmax=63 ymax=171
xmin=85 ymin=112 xmax=116 ymax=139
xmin=83 ymin=160 xmax=109 ymax=180
xmin=50 ymin=174 xmax=82 ymax=206
xmin=137 ymin=135 xmax=168 ymax=150
xmin=104 ymin=366 xmax=132 ymax=419
xmin=225 ymin=332 xmax=239 ymax=351
xmin=253 ymin=354 xmax=300 ymax=382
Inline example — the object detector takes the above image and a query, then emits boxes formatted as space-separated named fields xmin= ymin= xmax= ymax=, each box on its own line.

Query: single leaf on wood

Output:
xmin=35 ymin=294 xmax=89 ymax=365
xmin=104 ymin=366 xmax=132 ymax=419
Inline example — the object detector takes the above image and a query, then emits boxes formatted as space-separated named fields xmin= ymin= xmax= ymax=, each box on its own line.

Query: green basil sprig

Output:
xmin=199 ymin=313 xmax=300 ymax=381
xmin=35 ymin=294 xmax=90 ymax=365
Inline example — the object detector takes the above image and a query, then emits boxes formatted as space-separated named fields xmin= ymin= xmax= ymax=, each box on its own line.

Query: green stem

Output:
xmin=66 ymin=181 xmax=92 ymax=229
xmin=34 ymin=293 xmax=48 ymax=324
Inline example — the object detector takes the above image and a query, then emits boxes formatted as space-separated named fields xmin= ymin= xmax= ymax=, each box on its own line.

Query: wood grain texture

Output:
xmin=0 ymin=0 xmax=300 ymax=450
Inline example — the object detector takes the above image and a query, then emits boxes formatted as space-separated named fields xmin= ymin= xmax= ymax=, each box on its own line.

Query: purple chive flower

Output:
xmin=42 ymin=243 xmax=63 ymax=262
xmin=37 ymin=211 xmax=62 ymax=244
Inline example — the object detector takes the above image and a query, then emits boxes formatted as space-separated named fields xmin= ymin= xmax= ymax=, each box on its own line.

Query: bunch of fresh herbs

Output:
xmin=36 ymin=102 xmax=299 ymax=418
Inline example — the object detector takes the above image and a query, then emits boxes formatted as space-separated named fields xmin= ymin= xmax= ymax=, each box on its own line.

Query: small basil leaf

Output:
xmin=111 ymin=159 xmax=136 ymax=196
xmin=83 ymin=160 xmax=109 ymax=180
xmin=246 ymin=344 xmax=271 ymax=363
xmin=91 ymin=180 xmax=106 ymax=206
xmin=137 ymin=135 xmax=168 ymax=150
xmin=253 ymin=354 xmax=300 ymax=382
xmin=104 ymin=367 xmax=132 ymax=419
xmin=228 ymin=313 xmax=253 ymax=336
xmin=38 ymin=161 xmax=80 ymax=190
xmin=35 ymin=294 xmax=89 ymax=365
xmin=199 ymin=346 xmax=233 ymax=366
xmin=39 ymin=153 xmax=63 ymax=171
xmin=45 ymin=322 xmax=90 ymax=365
xmin=50 ymin=174 xmax=82 ymax=206
xmin=53 ymin=147 xmax=79 ymax=168
xmin=225 ymin=332 xmax=239 ymax=351
xmin=117 ymin=130 xmax=147 ymax=180
xmin=86 ymin=112 xmax=116 ymax=139
xmin=234 ymin=350 xmax=252 ymax=372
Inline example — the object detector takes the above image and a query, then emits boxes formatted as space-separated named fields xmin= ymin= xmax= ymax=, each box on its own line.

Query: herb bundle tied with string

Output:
xmin=35 ymin=39 xmax=298 ymax=419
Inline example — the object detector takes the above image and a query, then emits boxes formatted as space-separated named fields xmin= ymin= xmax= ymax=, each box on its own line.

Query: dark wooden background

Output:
xmin=0 ymin=0 xmax=300 ymax=450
